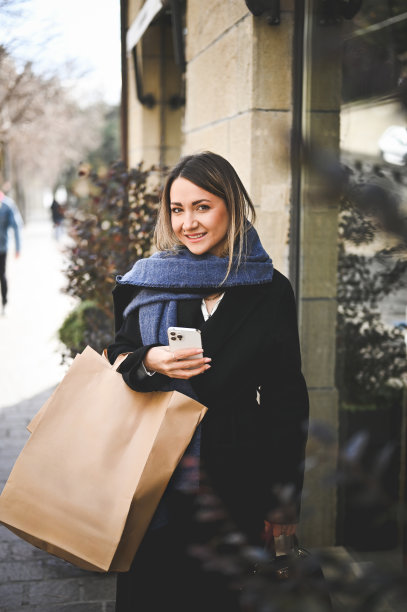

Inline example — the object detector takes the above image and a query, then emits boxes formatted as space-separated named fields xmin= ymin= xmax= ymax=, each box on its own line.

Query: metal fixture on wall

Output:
xmin=130 ymin=0 xmax=185 ymax=109
xmin=132 ymin=45 xmax=156 ymax=108
xmin=167 ymin=0 xmax=185 ymax=109
xmin=245 ymin=0 xmax=280 ymax=25
xmin=168 ymin=0 xmax=186 ymax=72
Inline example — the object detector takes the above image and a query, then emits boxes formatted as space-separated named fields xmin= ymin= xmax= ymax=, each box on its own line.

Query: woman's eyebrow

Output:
xmin=170 ymin=199 xmax=210 ymax=206
xmin=192 ymin=199 xmax=211 ymax=205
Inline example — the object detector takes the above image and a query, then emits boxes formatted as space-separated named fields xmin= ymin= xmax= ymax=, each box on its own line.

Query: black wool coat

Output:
xmin=107 ymin=270 xmax=309 ymax=540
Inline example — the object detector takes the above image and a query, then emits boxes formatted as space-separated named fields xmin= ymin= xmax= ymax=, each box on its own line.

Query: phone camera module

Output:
xmin=177 ymin=335 xmax=183 ymax=340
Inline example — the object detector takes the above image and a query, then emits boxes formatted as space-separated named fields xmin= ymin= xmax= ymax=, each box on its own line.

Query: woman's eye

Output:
xmin=170 ymin=207 xmax=182 ymax=214
xmin=197 ymin=204 xmax=210 ymax=211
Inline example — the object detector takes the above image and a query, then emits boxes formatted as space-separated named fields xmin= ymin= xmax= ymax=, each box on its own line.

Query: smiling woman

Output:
xmin=169 ymin=178 xmax=230 ymax=256
xmin=155 ymin=152 xmax=256 ymax=276
xmin=107 ymin=151 xmax=309 ymax=611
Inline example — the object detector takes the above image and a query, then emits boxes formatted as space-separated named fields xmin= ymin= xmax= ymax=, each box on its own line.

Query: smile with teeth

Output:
xmin=184 ymin=232 xmax=207 ymax=240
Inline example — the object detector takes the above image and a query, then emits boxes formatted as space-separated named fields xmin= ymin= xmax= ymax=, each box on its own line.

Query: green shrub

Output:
xmin=58 ymin=300 xmax=112 ymax=359
xmin=60 ymin=161 xmax=162 ymax=359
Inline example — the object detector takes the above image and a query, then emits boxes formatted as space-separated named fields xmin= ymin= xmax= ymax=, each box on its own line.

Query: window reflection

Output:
xmin=338 ymin=2 xmax=407 ymax=558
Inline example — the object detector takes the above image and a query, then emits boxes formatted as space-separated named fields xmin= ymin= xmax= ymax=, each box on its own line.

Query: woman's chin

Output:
xmin=181 ymin=239 xmax=209 ymax=255
xmin=181 ymin=237 xmax=226 ymax=257
xmin=186 ymin=245 xmax=209 ymax=255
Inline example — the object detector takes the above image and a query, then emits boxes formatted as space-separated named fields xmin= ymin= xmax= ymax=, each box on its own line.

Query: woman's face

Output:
xmin=169 ymin=177 xmax=230 ymax=256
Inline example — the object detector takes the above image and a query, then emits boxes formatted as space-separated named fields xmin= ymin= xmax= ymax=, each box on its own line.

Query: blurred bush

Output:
xmin=337 ymin=188 xmax=407 ymax=409
xmin=59 ymin=161 xmax=161 ymax=360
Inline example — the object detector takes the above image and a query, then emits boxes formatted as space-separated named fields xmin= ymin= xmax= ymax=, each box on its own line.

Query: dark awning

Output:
xmin=126 ymin=0 xmax=165 ymax=52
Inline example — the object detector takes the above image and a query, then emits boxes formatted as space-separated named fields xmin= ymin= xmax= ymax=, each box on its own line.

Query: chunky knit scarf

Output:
xmin=118 ymin=225 xmax=274 ymax=348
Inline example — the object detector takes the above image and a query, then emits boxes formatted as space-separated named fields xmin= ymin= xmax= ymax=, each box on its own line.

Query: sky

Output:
xmin=6 ymin=0 xmax=121 ymax=105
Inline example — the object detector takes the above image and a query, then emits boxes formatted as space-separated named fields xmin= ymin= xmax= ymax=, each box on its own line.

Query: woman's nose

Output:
xmin=182 ymin=212 xmax=198 ymax=230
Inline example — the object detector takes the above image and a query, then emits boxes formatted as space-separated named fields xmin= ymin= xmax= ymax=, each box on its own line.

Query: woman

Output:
xmin=108 ymin=151 xmax=309 ymax=611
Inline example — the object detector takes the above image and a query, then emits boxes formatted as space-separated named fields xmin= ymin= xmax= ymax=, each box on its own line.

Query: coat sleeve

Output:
xmin=106 ymin=292 xmax=166 ymax=392
xmin=259 ymin=280 xmax=309 ymax=523
xmin=7 ymin=206 xmax=21 ymax=253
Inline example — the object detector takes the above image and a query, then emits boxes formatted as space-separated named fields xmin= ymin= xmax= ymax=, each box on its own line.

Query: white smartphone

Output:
xmin=167 ymin=327 xmax=203 ymax=359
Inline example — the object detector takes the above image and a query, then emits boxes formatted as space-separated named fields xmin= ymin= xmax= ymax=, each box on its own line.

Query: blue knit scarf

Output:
xmin=117 ymin=225 xmax=273 ymax=528
xmin=118 ymin=225 xmax=274 ymax=347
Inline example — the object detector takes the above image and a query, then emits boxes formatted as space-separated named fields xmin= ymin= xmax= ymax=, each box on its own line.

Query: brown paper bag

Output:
xmin=26 ymin=351 xmax=129 ymax=435
xmin=0 ymin=346 xmax=207 ymax=572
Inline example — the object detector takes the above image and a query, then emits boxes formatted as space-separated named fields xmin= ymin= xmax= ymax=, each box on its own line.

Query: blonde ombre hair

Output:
xmin=154 ymin=152 xmax=256 ymax=281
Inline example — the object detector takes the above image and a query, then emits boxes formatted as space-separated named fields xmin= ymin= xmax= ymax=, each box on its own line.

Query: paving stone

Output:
xmin=40 ymin=556 xmax=91 ymax=580
xmin=0 ymin=448 xmax=23 ymax=458
xmin=0 ymin=527 xmax=21 ymax=543
xmin=3 ymin=560 xmax=44 ymax=581
xmin=0 ymin=425 xmax=29 ymax=436
xmin=0 ymin=433 xmax=28 ymax=445
xmin=0 ymin=582 xmax=25 ymax=611
xmin=81 ymin=575 xmax=116 ymax=601
xmin=0 ymin=463 xmax=18 ymax=476
xmin=9 ymin=540 xmax=45 ymax=561
xmin=25 ymin=604 xmax=105 ymax=612
xmin=0 ymin=542 xmax=9 ymax=561
xmin=28 ymin=578 xmax=80 ymax=606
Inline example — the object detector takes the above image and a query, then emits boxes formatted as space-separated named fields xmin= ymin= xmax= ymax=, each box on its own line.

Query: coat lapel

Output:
xmin=201 ymin=285 xmax=267 ymax=357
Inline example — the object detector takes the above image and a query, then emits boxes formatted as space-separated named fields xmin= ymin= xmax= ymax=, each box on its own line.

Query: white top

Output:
xmin=201 ymin=293 xmax=225 ymax=321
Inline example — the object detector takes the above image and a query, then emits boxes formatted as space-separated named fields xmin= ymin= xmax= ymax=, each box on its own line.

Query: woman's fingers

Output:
xmin=144 ymin=346 xmax=211 ymax=378
xmin=168 ymin=359 xmax=211 ymax=379
xmin=169 ymin=357 xmax=210 ymax=370
xmin=171 ymin=347 xmax=204 ymax=361
xmin=171 ymin=364 xmax=211 ymax=379
xmin=166 ymin=347 xmax=210 ymax=378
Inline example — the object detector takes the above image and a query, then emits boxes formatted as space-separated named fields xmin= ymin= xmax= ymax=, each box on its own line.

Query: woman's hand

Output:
xmin=144 ymin=346 xmax=211 ymax=379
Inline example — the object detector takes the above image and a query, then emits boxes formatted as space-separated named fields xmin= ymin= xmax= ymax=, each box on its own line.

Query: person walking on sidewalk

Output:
xmin=50 ymin=197 xmax=64 ymax=241
xmin=108 ymin=152 xmax=309 ymax=611
xmin=0 ymin=189 xmax=21 ymax=314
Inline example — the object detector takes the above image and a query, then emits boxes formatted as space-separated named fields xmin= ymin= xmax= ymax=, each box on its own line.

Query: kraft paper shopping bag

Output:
xmin=0 ymin=346 xmax=207 ymax=572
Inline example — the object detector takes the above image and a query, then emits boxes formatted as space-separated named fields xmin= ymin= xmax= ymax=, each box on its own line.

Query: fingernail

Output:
xmin=205 ymin=365 xmax=211 ymax=370
xmin=204 ymin=358 xmax=211 ymax=363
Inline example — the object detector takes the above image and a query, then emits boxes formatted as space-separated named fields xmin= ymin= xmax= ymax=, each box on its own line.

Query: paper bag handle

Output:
xmin=102 ymin=349 xmax=131 ymax=371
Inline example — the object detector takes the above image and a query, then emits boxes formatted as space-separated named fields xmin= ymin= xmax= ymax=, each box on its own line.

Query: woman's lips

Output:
xmin=184 ymin=232 xmax=207 ymax=242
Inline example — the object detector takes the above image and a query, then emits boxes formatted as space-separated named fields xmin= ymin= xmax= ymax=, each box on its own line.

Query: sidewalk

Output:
xmin=0 ymin=222 xmax=116 ymax=611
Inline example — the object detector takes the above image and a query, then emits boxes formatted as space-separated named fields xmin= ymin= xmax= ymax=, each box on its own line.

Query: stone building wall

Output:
xmin=124 ymin=0 xmax=341 ymax=547
xmin=295 ymin=8 xmax=342 ymax=546
xmin=184 ymin=0 xmax=295 ymax=273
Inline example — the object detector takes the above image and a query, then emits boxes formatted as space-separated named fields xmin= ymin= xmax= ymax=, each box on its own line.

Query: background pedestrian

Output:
xmin=50 ymin=198 xmax=65 ymax=241
xmin=0 ymin=186 xmax=22 ymax=315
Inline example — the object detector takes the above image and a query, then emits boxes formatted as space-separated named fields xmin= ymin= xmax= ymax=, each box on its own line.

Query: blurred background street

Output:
xmin=0 ymin=221 xmax=72 ymax=407
xmin=0 ymin=221 xmax=116 ymax=612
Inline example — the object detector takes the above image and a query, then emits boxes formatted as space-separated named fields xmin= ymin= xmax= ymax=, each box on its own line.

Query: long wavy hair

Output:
xmin=154 ymin=151 xmax=256 ymax=280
